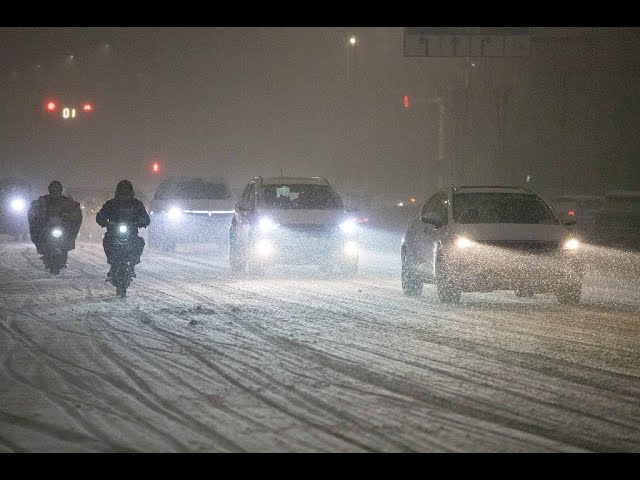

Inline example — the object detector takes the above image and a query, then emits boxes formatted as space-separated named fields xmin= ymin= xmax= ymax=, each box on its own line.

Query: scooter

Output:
xmin=42 ymin=216 xmax=69 ymax=274
xmin=106 ymin=221 xmax=137 ymax=298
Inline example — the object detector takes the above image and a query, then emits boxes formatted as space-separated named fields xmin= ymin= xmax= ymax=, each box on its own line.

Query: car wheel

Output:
xmin=556 ymin=282 xmax=582 ymax=305
xmin=435 ymin=253 xmax=461 ymax=303
xmin=401 ymin=248 xmax=423 ymax=296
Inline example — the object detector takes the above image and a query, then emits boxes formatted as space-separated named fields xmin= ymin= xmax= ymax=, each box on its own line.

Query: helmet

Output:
xmin=48 ymin=180 xmax=63 ymax=196
xmin=115 ymin=180 xmax=134 ymax=198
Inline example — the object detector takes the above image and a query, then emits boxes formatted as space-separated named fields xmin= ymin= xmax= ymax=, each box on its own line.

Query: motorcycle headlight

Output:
xmin=339 ymin=219 xmax=357 ymax=235
xmin=455 ymin=236 xmax=473 ymax=249
xmin=10 ymin=197 xmax=25 ymax=213
xmin=563 ymin=238 xmax=579 ymax=250
xmin=258 ymin=217 xmax=279 ymax=233
xmin=118 ymin=224 xmax=128 ymax=234
xmin=167 ymin=207 xmax=183 ymax=221
xmin=51 ymin=228 xmax=63 ymax=238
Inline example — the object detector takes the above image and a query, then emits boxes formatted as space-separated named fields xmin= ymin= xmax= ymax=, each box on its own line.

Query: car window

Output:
xmin=434 ymin=192 xmax=448 ymax=224
xmin=155 ymin=181 xmax=230 ymax=200
xmin=259 ymin=184 xmax=343 ymax=210
xmin=452 ymin=193 xmax=558 ymax=224
xmin=241 ymin=183 xmax=252 ymax=203
xmin=420 ymin=192 xmax=441 ymax=216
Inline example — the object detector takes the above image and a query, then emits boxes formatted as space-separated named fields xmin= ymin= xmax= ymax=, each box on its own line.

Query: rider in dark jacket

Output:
xmin=96 ymin=180 xmax=150 ymax=278
xmin=28 ymin=180 xmax=82 ymax=255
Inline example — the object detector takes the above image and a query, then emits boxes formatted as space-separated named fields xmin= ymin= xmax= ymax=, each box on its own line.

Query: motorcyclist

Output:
xmin=96 ymin=180 xmax=150 ymax=279
xmin=27 ymin=180 xmax=82 ymax=258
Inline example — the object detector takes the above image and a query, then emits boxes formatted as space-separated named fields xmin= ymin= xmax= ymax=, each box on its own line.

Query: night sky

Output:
xmin=1 ymin=27 xmax=639 ymax=202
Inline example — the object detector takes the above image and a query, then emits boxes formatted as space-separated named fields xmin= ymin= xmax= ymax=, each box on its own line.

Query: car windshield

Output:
xmin=156 ymin=181 xmax=230 ymax=200
xmin=452 ymin=193 xmax=558 ymax=224
xmin=260 ymin=184 xmax=343 ymax=210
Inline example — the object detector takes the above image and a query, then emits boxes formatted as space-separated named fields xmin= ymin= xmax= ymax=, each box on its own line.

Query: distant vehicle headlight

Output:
xmin=455 ymin=236 xmax=473 ymax=249
xmin=258 ymin=217 xmax=279 ymax=233
xmin=563 ymin=238 xmax=579 ymax=250
xmin=340 ymin=219 xmax=357 ymax=235
xmin=10 ymin=197 xmax=26 ymax=213
xmin=167 ymin=207 xmax=183 ymax=221
xmin=51 ymin=228 xmax=63 ymax=238
xmin=118 ymin=224 xmax=128 ymax=234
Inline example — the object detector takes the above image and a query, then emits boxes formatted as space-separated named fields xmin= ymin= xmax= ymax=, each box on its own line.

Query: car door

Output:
xmin=234 ymin=182 xmax=255 ymax=245
xmin=406 ymin=192 xmax=440 ymax=273
xmin=415 ymin=191 xmax=448 ymax=278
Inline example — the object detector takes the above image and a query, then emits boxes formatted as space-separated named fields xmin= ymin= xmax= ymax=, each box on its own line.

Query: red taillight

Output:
xmin=403 ymin=95 xmax=410 ymax=109
xmin=568 ymin=210 xmax=575 ymax=216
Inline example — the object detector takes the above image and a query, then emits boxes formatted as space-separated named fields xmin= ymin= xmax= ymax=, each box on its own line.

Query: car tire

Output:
xmin=401 ymin=248 xmax=423 ymax=296
xmin=435 ymin=253 xmax=461 ymax=303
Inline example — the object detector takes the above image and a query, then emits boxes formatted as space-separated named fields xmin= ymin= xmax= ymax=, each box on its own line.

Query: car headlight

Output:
xmin=339 ymin=219 xmax=357 ymax=235
xmin=118 ymin=224 xmax=128 ymax=234
xmin=563 ymin=238 xmax=579 ymax=250
xmin=258 ymin=217 xmax=279 ymax=233
xmin=455 ymin=236 xmax=473 ymax=249
xmin=51 ymin=228 xmax=63 ymax=238
xmin=167 ymin=206 xmax=183 ymax=221
xmin=10 ymin=197 xmax=26 ymax=213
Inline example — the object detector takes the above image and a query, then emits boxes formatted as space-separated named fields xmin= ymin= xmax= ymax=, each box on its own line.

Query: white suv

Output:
xmin=401 ymin=186 xmax=584 ymax=304
xmin=229 ymin=176 xmax=359 ymax=274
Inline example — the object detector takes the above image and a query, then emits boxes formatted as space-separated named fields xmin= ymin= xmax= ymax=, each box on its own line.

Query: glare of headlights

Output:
xmin=258 ymin=217 xmax=278 ymax=232
xmin=167 ymin=207 xmax=183 ymax=221
xmin=564 ymin=238 xmax=579 ymax=250
xmin=455 ymin=236 xmax=472 ymax=249
xmin=340 ymin=219 xmax=357 ymax=235
xmin=10 ymin=198 xmax=25 ymax=212
xmin=343 ymin=240 xmax=359 ymax=257
xmin=51 ymin=228 xmax=63 ymax=238
xmin=255 ymin=238 xmax=273 ymax=257
xmin=118 ymin=224 xmax=128 ymax=234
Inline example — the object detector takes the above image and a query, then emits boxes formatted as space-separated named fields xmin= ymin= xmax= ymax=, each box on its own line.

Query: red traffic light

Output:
xmin=152 ymin=162 xmax=160 ymax=173
xmin=46 ymin=101 xmax=57 ymax=112
xmin=82 ymin=103 xmax=93 ymax=112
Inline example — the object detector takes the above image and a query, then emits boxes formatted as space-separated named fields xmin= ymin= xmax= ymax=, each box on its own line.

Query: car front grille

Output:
xmin=477 ymin=240 xmax=560 ymax=254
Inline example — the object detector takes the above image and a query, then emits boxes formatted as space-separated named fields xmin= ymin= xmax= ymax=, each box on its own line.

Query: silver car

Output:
xmin=401 ymin=186 xmax=584 ymax=304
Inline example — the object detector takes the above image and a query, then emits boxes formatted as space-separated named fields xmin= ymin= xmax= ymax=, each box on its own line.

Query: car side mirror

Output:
xmin=421 ymin=212 xmax=443 ymax=228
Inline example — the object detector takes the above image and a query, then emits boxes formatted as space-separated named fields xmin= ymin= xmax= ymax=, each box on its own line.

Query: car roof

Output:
xmin=260 ymin=176 xmax=331 ymax=186
xmin=452 ymin=185 xmax=534 ymax=194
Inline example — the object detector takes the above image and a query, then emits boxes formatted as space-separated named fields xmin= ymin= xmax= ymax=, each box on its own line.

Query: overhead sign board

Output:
xmin=403 ymin=27 xmax=530 ymax=57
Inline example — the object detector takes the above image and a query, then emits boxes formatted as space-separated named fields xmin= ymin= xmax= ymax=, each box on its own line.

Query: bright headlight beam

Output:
xmin=51 ymin=228 xmax=63 ymax=238
xmin=258 ymin=217 xmax=278 ymax=232
xmin=167 ymin=207 xmax=183 ymax=221
xmin=455 ymin=236 xmax=472 ymax=249
xmin=118 ymin=225 xmax=128 ymax=234
xmin=340 ymin=219 xmax=357 ymax=235
xmin=564 ymin=238 xmax=579 ymax=250
xmin=10 ymin=198 xmax=25 ymax=212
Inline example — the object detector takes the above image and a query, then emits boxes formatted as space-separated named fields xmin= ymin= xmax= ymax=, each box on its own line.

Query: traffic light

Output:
xmin=403 ymin=95 xmax=410 ymax=110
xmin=152 ymin=161 xmax=160 ymax=173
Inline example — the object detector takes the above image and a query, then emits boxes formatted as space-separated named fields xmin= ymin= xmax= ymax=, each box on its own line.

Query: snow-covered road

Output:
xmin=1 ymin=237 xmax=639 ymax=452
